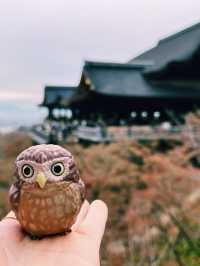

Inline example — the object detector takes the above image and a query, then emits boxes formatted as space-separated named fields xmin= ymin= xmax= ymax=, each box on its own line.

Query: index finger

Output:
xmin=77 ymin=200 xmax=108 ymax=245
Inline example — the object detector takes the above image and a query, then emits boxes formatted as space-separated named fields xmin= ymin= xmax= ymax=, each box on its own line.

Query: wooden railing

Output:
xmin=74 ymin=125 xmax=195 ymax=142
xmin=30 ymin=124 xmax=200 ymax=144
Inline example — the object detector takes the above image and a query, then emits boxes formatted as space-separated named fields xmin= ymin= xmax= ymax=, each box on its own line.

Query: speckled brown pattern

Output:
xmin=17 ymin=181 xmax=82 ymax=236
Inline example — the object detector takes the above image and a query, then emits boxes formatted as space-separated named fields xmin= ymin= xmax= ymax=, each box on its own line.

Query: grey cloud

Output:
xmin=0 ymin=0 xmax=200 ymax=102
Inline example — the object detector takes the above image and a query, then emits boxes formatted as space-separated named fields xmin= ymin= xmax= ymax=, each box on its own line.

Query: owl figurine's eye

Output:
xmin=22 ymin=164 xmax=34 ymax=178
xmin=51 ymin=162 xmax=65 ymax=176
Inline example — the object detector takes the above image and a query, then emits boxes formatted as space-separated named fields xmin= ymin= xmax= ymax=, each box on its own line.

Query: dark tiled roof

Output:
xmin=84 ymin=61 xmax=152 ymax=68
xmin=129 ymin=22 xmax=200 ymax=68
xmin=41 ymin=86 xmax=77 ymax=106
xmin=82 ymin=61 xmax=200 ymax=99
xmin=159 ymin=22 xmax=200 ymax=44
xmin=144 ymin=44 xmax=200 ymax=80
xmin=83 ymin=61 xmax=153 ymax=97
xmin=40 ymin=22 xmax=200 ymax=110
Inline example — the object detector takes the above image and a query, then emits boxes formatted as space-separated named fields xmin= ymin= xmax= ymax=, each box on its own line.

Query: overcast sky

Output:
xmin=0 ymin=0 xmax=200 ymax=104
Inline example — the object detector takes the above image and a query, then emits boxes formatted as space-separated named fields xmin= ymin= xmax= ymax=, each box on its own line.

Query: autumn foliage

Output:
xmin=1 ymin=114 xmax=200 ymax=265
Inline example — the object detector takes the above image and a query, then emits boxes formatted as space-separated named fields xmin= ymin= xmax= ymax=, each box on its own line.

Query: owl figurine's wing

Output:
xmin=65 ymin=168 xmax=86 ymax=202
xmin=9 ymin=180 xmax=21 ymax=213
xmin=78 ymin=178 xmax=86 ymax=202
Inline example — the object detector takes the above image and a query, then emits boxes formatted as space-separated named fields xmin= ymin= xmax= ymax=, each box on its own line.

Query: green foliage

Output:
xmin=135 ymin=180 xmax=148 ymax=190
xmin=190 ymin=156 xmax=200 ymax=168
xmin=109 ymin=184 xmax=121 ymax=193
xmin=127 ymin=152 xmax=144 ymax=166
xmin=174 ymin=237 xmax=200 ymax=266
xmin=138 ymin=139 xmax=151 ymax=147
xmin=0 ymin=180 xmax=9 ymax=188
xmin=155 ymin=139 xmax=183 ymax=153
xmin=92 ymin=182 xmax=101 ymax=198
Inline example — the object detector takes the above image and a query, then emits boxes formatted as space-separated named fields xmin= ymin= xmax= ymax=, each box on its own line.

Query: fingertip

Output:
xmin=5 ymin=211 xmax=16 ymax=219
xmin=1 ymin=211 xmax=17 ymax=225
xmin=0 ymin=211 xmax=23 ymax=239
xmin=77 ymin=199 xmax=108 ymax=244
xmin=90 ymin=200 xmax=108 ymax=220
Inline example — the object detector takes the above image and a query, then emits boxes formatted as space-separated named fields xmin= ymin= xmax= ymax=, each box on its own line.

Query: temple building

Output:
xmin=40 ymin=86 xmax=77 ymax=120
xmin=40 ymin=22 xmax=200 ymax=126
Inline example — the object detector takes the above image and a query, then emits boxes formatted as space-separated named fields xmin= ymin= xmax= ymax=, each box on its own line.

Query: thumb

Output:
xmin=0 ymin=211 xmax=24 ymax=240
xmin=77 ymin=200 xmax=108 ymax=246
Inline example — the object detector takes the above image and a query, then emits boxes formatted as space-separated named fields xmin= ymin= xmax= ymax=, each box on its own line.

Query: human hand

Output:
xmin=0 ymin=200 xmax=108 ymax=266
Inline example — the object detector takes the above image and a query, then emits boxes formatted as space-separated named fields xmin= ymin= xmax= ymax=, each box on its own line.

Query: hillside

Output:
xmin=1 ymin=125 xmax=200 ymax=265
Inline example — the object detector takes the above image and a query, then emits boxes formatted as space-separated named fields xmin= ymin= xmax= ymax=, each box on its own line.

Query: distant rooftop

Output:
xmin=130 ymin=22 xmax=200 ymax=68
xmin=84 ymin=60 xmax=153 ymax=69
xmin=83 ymin=61 xmax=152 ymax=97
xmin=40 ymin=22 xmax=200 ymax=115
xmin=79 ymin=60 xmax=200 ymax=99
xmin=41 ymin=86 xmax=77 ymax=107
xmin=159 ymin=22 xmax=200 ymax=44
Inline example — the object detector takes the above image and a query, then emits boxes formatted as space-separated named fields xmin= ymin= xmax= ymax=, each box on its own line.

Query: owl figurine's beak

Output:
xmin=36 ymin=172 xmax=47 ymax=189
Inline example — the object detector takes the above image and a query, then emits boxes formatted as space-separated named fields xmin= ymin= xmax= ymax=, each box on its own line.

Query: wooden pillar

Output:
xmin=48 ymin=107 xmax=53 ymax=120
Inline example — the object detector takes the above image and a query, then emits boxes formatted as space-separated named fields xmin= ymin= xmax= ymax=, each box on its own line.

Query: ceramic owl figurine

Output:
xmin=9 ymin=144 xmax=85 ymax=237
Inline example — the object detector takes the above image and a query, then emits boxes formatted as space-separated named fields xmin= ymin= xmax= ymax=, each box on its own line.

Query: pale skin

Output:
xmin=0 ymin=200 xmax=108 ymax=266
